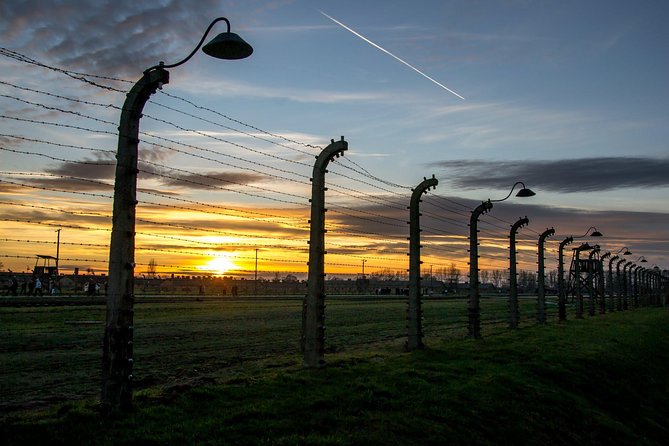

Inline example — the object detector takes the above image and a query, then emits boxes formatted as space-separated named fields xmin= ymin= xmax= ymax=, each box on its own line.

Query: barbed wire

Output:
xmin=0 ymin=48 xmax=610 ymax=279
xmin=0 ymin=47 xmax=130 ymax=91
xmin=0 ymin=201 xmax=308 ymax=250
xmin=0 ymin=169 xmax=307 ymax=228
xmin=158 ymin=90 xmax=322 ymax=151
xmin=137 ymin=165 xmax=309 ymax=206
xmin=0 ymin=89 xmax=313 ymax=185
xmin=336 ymin=156 xmax=411 ymax=190
xmin=1 ymin=49 xmax=416 ymax=198
xmin=0 ymin=176 xmax=113 ymax=200
xmin=0 ymin=132 xmax=114 ymax=154
xmin=149 ymin=99 xmax=316 ymax=159
xmin=1 ymin=61 xmax=426 ymax=223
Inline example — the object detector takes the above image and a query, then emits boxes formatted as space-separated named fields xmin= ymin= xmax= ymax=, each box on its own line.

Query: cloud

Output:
xmin=0 ymin=134 xmax=23 ymax=145
xmin=0 ymin=0 xmax=236 ymax=76
xmin=0 ymin=182 xmax=25 ymax=193
xmin=139 ymin=146 xmax=173 ymax=163
xmin=135 ymin=210 xmax=308 ymax=238
xmin=173 ymin=76 xmax=392 ymax=104
xmin=0 ymin=205 xmax=110 ymax=227
xmin=320 ymin=191 xmax=669 ymax=268
xmin=147 ymin=170 xmax=268 ymax=190
xmin=433 ymin=157 xmax=669 ymax=193
xmin=44 ymin=152 xmax=116 ymax=180
xmin=29 ymin=176 xmax=114 ymax=192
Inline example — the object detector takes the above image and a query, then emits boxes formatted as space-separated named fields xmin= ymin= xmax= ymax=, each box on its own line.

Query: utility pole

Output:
xmin=102 ymin=16 xmax=254 ymax=414
xmin=302 ymin=138 xmax=348 ymax=368
xmin=615 ymin=258 xmax=627 ymax=311
xmin=557 ymin=237 xmax=573 ymax=321
xmin=55 ymin=228 xmax=62 ymax=275
xmin=361 ymin=259 xmax=366 ymax=277
xmin=467 ymin=200 xmax=493 ymax=339
xmin=599 ymin=252 xmax=611 ymax=314
xmin=574 ymin=243 xmax=594 ymax=318
xmin=254 ymin=248 xmax=258 ymax=295
xmin=608 ymin=255 xmax=619 ymax=312
xmin=508 ymin=217 xmax=529 ymax=329
xmin=587 ymin=247 xmax=600 ymax=316
xmin=430 ymin=265 xmax=433 ymax=294
xmin=406 ymin=175 xmax=438 ymax=351
xmin=103 ymin=67 xmax=168 ymax=414
xmin=537 ymin=227 xmax=555 ymax=324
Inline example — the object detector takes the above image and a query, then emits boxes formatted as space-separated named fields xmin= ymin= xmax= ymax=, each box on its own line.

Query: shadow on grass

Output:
xmin=3 ymin=308 xmax=669 ymax=445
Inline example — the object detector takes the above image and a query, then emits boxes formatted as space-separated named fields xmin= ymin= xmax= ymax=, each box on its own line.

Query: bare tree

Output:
xmin=370 ymin=268 xmax=404 ymax=281
xmin=518 ymin=270 xmax=537 ymax=292
xmin=546 ymin=269 xmax=558 ymax=289
xmin=480 ymin=269 xmax=491 ymax=285
xmin=435 ymin=267 xmax=447 ymax=282
xmin=491 ymin=269 xmax=505 ymax=289
xmin=147 ymin=258 xmax=157 ymax=278
xmin=446 ymin=262 xmax=461 ymax=288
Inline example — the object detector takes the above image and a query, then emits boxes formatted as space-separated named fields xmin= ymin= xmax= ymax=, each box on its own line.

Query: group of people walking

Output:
xmin=3 ymin=275 xmax=56 ymax=296
xmin=3 ymin=274 xmax=105 ymax=296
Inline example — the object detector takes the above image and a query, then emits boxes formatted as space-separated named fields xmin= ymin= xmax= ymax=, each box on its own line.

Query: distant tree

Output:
xmin=370 ymin=268 xmax=403 ymax=281
xmin=546 ymin=269 xmax=558 ymax=289
xmin=480 ymin=269 xmax=491 ymax=285
xmin=147 ymin=258 xmax=157 ymax=278
xmin=284 ymin=274 xmax=298 ymax=283
xmin=446 ymin=262 xmax=461 ymax=287
xmin=491 ymin=269 xmax=506 ymax=289
xmin=518 ymin=270 xmax=537 ymax=292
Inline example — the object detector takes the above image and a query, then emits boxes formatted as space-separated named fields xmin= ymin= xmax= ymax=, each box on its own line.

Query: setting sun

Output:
xmin=199 ymin=256 xmax=238 ymax=276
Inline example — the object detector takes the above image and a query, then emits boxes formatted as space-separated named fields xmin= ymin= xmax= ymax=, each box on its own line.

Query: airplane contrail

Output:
xmin=320 ymin=10 xmax=465 ymax=100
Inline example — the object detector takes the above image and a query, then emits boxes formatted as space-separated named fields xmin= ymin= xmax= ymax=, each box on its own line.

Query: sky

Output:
xmin=0 ymin=0 xmax=667 ymax=279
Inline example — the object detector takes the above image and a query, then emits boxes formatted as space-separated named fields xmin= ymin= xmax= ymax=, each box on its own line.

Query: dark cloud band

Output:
xmin=434 ymin=157 xmax=669 ymax=192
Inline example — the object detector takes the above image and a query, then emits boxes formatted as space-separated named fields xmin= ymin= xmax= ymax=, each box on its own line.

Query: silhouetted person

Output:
xmin=34 ymin=277 xmax=43 ymax=296
xmin=9 ymin=276 xmax=18 ymax=295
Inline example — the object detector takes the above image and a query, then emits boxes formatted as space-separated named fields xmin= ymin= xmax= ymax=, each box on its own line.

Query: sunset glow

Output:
xmin=0 ymin=2 xmax=668 ymax=280
xmin=198 ymin=256 xmax=239 ymax=276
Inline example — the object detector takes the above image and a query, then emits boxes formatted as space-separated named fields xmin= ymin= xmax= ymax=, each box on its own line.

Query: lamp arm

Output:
xmin=147 ymin=17 xmax=231 ymax=71
xmin=574 ymin=226 xmax=598 ymax=238
xmin=490 ymin=181 xmax=526 ymax=203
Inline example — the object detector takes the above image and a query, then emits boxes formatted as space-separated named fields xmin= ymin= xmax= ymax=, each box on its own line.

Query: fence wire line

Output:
xmin=1 ymin=48 xmax=598 ymax=279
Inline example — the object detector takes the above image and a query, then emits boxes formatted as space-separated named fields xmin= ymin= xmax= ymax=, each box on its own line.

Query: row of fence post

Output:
xmin=104 ymin=135 xmax=669 ymax=413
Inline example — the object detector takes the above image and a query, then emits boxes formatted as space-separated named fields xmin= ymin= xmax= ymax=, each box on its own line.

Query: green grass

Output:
xmin=2 ymin=307 xmax=668 ymax=445
xmin=0 ymin=296 xmax=550 ymax=410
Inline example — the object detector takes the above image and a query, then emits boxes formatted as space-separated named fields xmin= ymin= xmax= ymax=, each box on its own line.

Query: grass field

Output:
xmin=0 ymin=295 xmax=556 ymax=412
xmin=1 ymin=304 xmax=668 ymax=445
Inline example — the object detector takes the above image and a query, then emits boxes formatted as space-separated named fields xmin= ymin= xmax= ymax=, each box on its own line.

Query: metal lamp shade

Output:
xmin=202 ymin=32 xmax=253 ymax=60
xmin=515 ymin=187 xmax=536 ymax=197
